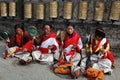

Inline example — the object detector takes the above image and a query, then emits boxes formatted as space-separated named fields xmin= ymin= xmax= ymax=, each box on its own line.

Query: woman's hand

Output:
xmin=101 ymin=49 xmax=107 ymax=56
xmin=48 ymin=45 xmax=54 ymax=50
xmin=6 ymin=38 xmax=10 ymax=43
xmin=72 ymin=44 xmax=77 ymax=50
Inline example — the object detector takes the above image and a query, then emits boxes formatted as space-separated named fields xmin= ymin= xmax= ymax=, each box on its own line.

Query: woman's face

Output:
xmin=44 ymin=25 xmax=51 ymax=34
xmin=96 ymin=36 xmax=102 ymax=41
xmin=67 ymin=26 xmax=74 ymax=35
xmin=16 ymin=28 xmax=23 ymax=35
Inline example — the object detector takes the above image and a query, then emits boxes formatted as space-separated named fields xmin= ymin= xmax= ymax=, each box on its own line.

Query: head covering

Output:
xmin=95 ymin=28 xmax=105 ymax=38
xmin=14 ymin=23 xmax=24 ymax=31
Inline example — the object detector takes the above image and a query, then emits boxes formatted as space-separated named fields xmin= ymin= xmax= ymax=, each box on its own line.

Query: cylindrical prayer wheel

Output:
xmin=0 ymin=2 xmax=7 ymax=17
xmin=109 ymin=1 xmax=120 ymax=20
xmin=50 ymin=1 xmax=58 ymax=18
xmin=24 ymin=2 xmax=32 ymax=19
xmin=36 ymin=3 xmax=44 ymax=19
xmin=9 ymin=1 xmax=16 ymax=17
xmin=63 ymin=1 xmax=73 ymax=19
xmin=78 ymin=1 xmax=88 ymax=20
xmin=94 ymin=2 xmax=105 ymax=21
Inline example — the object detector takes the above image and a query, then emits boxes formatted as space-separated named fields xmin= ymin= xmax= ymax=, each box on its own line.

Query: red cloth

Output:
xmin=38 ymin=32 xmax=57 ymax=54
xmin=8 ymin=31 xmax=32 ymax=47
xmin=92 ymin=38 xmax=109 ymax=53
xmin=92 ymin=38 xmax=114 ymax=64
xmin=16 ymin=34 xmax=22 ymax=46
xmin=64 ymin=32 xmax=81 ymax=53
xmin=21 ymin=40 xmax=33 ymax=52
xmin=101 ymin=50 xmax=114 ymax=63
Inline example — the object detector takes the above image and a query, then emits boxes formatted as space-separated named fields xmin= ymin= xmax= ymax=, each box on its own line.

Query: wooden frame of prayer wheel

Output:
xmin=9 ymin=1 xmax=16 ymax=17
xmin=78 ymin=1 xmax=88 ymax=20
xmin=0 ymin=2 xmax=7 ymax=17
xmin=36 ymin=3 xmax=44 ymax=19
xmin=24 ymin=1 xmax=32 ymax=19
xmin=109 ymin=1 xmax=120 ymax=20
xmin=94 ymin=1 xmax=105 ymax=21
xmin=63 ymin=1 xmax=73 ymax=19
xmin=49 ymin=1 xmax=58 ymax=18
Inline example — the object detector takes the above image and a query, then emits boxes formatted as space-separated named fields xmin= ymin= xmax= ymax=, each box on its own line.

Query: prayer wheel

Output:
xmin=94 ymin=1 xmax=105 ymax=21
xmin=49 ymin=1 xmax=58 ymax=18
xmin=0 ymin=2 xmax=7 ymax=17
xmin=9 ymin=1 xmax=16 ymax=17
xmin=36 ymin=3 xmax=44 ymax=19
xmin=63 ymin=1 xmax=73 ymax=19
xmin=109 ymin=1 xmax=120 ymax=20
xmin=78 ymin=1 xmax=88 ymax=20
xmin=24 ymin=1 xmax=32 ymax=19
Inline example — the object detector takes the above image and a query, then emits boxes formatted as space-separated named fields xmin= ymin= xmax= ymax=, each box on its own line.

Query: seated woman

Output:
xmin=52 ymin=23 xmax=83 ymax=78
xmin=3 ymin=23 xmax=32 ymax=59
xmin=32 ymin=24 xmax=59 ymax=63
xmin=81 ymin=28 xmax=114 ymax=74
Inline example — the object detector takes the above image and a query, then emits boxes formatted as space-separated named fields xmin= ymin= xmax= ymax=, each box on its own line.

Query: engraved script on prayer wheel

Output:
xmin=24 ymin=2 xmax=32 ymax=19
xmin=63 ymin=1 xmax=73 ymax=19
xmin=109 ymin=1 xmax=120 ymax=20
xmin=0 ymin=2 xmax=7 ymax=17
xmin=94 ymin=2 xmax=105 ymax=21
xmin=36 ymin=3 xmax=44 ymax=19
xmin=50 ymin=1 xmax=58 ymax=18
xmin=9 ymin=1 xmax=16 ymax=17
xmin=78 ymin=1 xmax=88 ymax=20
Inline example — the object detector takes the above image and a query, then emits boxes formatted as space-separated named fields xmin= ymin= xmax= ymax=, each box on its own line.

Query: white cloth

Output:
xmin=72 ymin=53 xmax=81 ymax=66
xmin=80 ymin=54 xmax=112 ymax=73
xmin=92 ymin=59 xmax=112 ymax=73
xmin=64 ymin=38 xmax=83 ymax=54
xmin=40 ymin=37 xmax=60 ymax=60
xmin=32 ymin=50 xmax=54 ymax=63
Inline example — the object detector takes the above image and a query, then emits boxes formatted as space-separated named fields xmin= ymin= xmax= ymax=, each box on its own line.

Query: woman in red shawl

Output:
xmin=92 ymin=28 xmax=114 ymax=66
xmin=3 ymin=23 xmax=32 ymax=59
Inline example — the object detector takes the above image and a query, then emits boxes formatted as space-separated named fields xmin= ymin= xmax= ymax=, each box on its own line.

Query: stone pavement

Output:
xmin=0 ymin=41 xmax=119 ymax=80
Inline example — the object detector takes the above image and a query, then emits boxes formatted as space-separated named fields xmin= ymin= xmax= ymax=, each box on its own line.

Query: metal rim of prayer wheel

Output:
xmin=94 ymin=1 xmax=105 ymax=21
xmin=49 ymin=1 xmax=58 ymax=18
xmin=36 ymin=3 xmax=44 ymax=20
xmin=24 ymin=1 xmax=32 ymax=19
xmin=9 ymin=1 xmax=16 ymax=17
xmin=0 ymin=2 xmax=7 ymax=17
xmin=63 ymin=1 xmax=73 ymax=20
xmin=109 ymin=1 xmax=120 ymax=20
xmin=78 ymin=1 xmax=88 ymax=20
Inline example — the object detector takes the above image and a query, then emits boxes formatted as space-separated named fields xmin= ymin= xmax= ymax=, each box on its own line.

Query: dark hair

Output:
xmin=14 ymin=23 xmax=24 ymax=31
xmin=95 ymin=28 xmax=105 ymax=38
xmin=66 ymin=23 xmax=75 ymax=29
xmin=43 ymin=23 xmax=53 ymax=29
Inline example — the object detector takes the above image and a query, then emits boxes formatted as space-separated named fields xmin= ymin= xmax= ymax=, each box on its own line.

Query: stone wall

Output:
xmin=0 ymin=21 xmax=120 ymax=49
xmin=0 ymin=0 xmax=120 ymax=53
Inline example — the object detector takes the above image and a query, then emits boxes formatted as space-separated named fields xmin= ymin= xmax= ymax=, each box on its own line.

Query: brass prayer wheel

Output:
xmin=63 ymin=1 xmax=73 ymax=19
xmin=24 ymin=2 xmax=32 ymax=19
xmin=49 ymin=1 xmax=58 ymax=18
xmin=36 ymin=3 xmax=44 ymax=19
xmin=94 ymin=1 xmax=105 ymax=21
xmin=0 ymin=2 xmax=7 ymax=17
xmin=9 ymin=1 xmax=16 ymax=17
xmin=109 ymin=1 xmax=120 ymax=20
xmin=78 ymin=1 xmax=88 ymax=20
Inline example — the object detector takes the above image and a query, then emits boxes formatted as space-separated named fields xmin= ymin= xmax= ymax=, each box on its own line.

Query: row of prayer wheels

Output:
xmin=0 ymin=1 xmax=120 ymax=21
